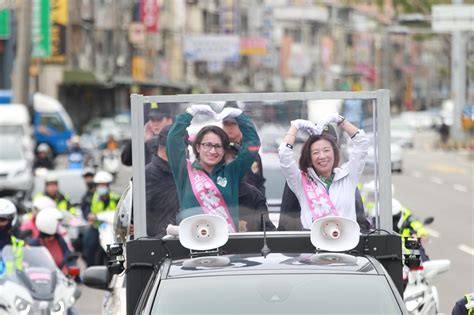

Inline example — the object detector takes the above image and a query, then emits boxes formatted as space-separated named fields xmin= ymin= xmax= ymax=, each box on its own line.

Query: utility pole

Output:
xmin=12 ymin=0 xmax=31 ymax=104
xmin=450 ymin=0 xmax=467 ymax=143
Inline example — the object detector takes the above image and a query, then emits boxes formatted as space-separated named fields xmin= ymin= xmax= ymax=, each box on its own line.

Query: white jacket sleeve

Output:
xmin=345 ymin=130 xmax=370 ymax=183
xmin=278 ymin=143 xmax=303 ymax=194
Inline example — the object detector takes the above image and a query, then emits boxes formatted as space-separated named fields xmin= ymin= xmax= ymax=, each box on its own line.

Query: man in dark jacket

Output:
xmin=222 ymin=106 xmax=266 ymax=195
xmin=80 ymin=168 xmax=95 ymax=219
xmin=121 ymin=104 xmax=173 ymax=166
xmin=226 ymin=143 xmax=275 ymax=232
xmin=145 ymin=125 xmax=182 ymax=238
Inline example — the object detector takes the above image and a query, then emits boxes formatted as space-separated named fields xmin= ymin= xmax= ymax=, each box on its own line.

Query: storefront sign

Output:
xmin=0 ymin=10 xmax=10 ymax=39
xmin=184 ymin=35 xmax=240 ymax=62
xmin=31 ymin=0 xmax=51 ymax=58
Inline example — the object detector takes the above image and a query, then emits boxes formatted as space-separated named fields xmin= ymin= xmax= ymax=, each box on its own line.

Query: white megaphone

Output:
xmin=178 ymin=214 xmax=229 ymax=251
xmin=310 ymin=216 xmax=360 ymax=252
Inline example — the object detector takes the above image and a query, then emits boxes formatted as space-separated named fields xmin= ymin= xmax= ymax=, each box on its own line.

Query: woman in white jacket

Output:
xmin=278 ymin=114 xmax=369 ymax=230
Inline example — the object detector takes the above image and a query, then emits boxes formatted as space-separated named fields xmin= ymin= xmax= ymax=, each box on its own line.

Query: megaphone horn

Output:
xmin=310 ymin=216 xmax=360 ymax=252
xmin=179 ymin=214 xmax=229 ymax=251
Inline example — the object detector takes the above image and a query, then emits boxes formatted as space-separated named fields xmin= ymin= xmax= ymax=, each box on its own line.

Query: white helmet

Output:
xmin=93 ymin=171 xmax=113 ymax=184
xmin=361 ymin=180 xmax=395 ymax=203
xmin=32 ymin=196 xmax=56 ymax=212
xmin=45 ymin=173 xmax=59 ymax=184
xmin=392 ymin=198 xmax=403 ymax=216
xmin=37 ymin=143 xmax=50 ymax=153
xmin=36 ymin=207 xmax=63 ymax=235
xmin=0 ymin=198 xmax=17 ymax=225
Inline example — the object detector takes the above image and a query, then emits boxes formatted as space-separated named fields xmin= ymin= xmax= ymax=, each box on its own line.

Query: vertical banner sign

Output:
xmin=220 ymin=0 xmax=239 ymax=34
xmin=0 ymin=10 xmax=10 ymax=39
xmin=31 ymin=0 xmax=51 ymax=58
xmin=45 ymin=0 xmax=68 ymax=63
xmin=140 ymin=0 xmax=159 ymax=33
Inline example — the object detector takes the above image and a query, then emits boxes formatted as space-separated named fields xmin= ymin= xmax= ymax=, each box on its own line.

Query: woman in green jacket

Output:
xmin=167 ymin=105 xmax=261 ymax=232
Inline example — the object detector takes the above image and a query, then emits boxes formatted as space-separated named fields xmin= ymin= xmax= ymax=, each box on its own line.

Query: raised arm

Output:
xmin=222 ymin=109 xmax=261 ymax=180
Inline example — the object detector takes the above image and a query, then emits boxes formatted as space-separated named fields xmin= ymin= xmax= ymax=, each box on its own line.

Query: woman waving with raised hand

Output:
xmin=278 ymin=113 xmax=369 ymax=230
xmin=166 ymin=104 xmax=261 ymax=232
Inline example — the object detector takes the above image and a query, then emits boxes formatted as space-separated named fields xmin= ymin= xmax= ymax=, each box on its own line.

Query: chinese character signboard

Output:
xmin=31 ymin=0 xmax=51 ymax=58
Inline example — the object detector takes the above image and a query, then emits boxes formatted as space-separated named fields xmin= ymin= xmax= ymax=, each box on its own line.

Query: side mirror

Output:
xmin=423 ymin=217 xmax=434 ymax=225
xmin=83 ymin=266 xmax=111 ymax=291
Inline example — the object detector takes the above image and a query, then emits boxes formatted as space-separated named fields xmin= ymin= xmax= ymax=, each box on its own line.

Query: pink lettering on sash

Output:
xmin=186 ymin=160 xmax=236 ymax=232
xmin=301 ymin=171 xmax=339 ymax=221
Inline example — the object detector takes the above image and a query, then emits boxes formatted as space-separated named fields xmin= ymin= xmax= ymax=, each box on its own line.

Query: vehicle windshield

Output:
xmin=1 ymin=245 xmax=58 ymax=271
xmin=33 ymin=170 xmax=87 ymax=204
xmin=150 ymin=274 xmax=401 ymax=314
xmin=0 ymin=124 xmax=25 ymax=136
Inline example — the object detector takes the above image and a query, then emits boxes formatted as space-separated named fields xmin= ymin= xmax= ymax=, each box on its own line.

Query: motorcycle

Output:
xmin=102 ymin=149 xmax=120 ymax=178
xmin=0 ymin=245 xmax=81 ymax=315
xmin=404 ymin=259 xmax=451 ymax=314
xmin=403 ymin=217 xmax=451 ymax=314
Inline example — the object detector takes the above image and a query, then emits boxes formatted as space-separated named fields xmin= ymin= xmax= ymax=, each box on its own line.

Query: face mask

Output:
xmin=97 ymin=186 xmax=109 ymax=196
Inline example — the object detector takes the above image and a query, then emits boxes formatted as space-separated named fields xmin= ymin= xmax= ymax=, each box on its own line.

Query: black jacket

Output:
xmin=121 ymin=139 xmax=156 ymax=166
xmin=243 ymin=153 xmax=266 ymax=196
xmin=145 ymin=155 xmax=180 ymax=238
xmin=81 ymin=189 xmax=94 ymax=219
xmin=278 ymin=182 xmax=370 ymax=231
xmin=238 ymin=181 xmax=275 ymax=232
xmin=33 ymin=157 xmax=54 ymax=170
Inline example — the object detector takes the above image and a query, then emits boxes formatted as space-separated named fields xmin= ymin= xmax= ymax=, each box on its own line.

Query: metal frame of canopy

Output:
xmin=130 ymin=90 xmax=392 ymax=238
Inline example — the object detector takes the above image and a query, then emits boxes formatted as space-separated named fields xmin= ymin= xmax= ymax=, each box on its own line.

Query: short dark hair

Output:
xmin=192 ymin=125 xmax=229 ymax=160
xmin=298 ymin=133 xmax=340 ymax=173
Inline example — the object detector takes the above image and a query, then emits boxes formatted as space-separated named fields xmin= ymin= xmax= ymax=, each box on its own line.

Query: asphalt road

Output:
xmin=391 ymin=133 xmax=473 ymax=313
xmin=75 ymin=131 xmax=473 ymax=314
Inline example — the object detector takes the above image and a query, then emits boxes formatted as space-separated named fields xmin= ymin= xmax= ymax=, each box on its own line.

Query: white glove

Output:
xmin=166 ymin=224 xmax=179 ymax=236
xmin=290 ymin=119 xmax=320 ymax=135
xmin=186 ymin=104 xmax=216 ymax=117
xmin=216 ymin=108 xmax=243 ymax=121
xmin=319 ymin=113 xmax=342 ymax=126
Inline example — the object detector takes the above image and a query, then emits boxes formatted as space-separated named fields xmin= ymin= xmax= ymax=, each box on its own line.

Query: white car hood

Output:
xmin=0 ymin=160 xmax=27 ymax=174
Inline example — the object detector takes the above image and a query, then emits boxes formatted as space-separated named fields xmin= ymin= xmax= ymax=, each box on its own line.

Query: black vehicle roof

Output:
xmin=164 ymin=252 xmax=382 ymax=279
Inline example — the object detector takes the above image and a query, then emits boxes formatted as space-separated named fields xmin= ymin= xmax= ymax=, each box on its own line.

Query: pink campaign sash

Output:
xmin=186 ymin=160 xmax=237 ymax=232
xmin=301 ymin=171 xmax=339 ymax=221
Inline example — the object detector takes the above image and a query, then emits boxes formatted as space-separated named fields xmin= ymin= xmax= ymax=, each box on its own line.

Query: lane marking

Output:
xmin=431 ymin=177 xmax=443 ymax=185
xmin=425 ymin=227 xmax=440 ymax=238
xmin=453 ymin=184 xmax=468 ymax=193
xmin=411 ymin=171 xmax=422 ymax=178
xmin=458 ymin=244 xmax=474 ymax=256
xmin=428 ymin=164 xmax=467 ymax=174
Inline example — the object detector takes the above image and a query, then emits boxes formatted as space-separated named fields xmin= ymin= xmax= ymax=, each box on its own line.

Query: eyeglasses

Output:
xmin=200 ymin=142 xmax=224 ymax=153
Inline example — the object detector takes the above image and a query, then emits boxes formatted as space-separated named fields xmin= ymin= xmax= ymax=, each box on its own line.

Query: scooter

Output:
xmin=0 ymin=245 xmax=81 ymax=314
xmin=102 ymin=149 xmax=120 ymax=177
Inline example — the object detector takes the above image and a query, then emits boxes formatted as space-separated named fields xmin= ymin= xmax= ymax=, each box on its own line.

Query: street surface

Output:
xmin=75 ymin=131 xmax=473 ymax=314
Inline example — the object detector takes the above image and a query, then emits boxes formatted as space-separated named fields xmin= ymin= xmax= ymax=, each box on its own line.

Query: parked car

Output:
xmin=0 ymin=136 xmax=33 ymax=197
xmin=390 ymin=118 xmax=415 ymax=149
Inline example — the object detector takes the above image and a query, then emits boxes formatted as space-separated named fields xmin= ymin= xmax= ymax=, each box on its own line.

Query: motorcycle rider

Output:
xmin=34 ymin=173 xmax=77 ymax=215
xmin=33 ymin=143 xmax=55 ymax=170
xmin=83 ymin=170 xmax=120 ymax=266
xmin=28 ymin=207 xmax=76 ymax=272
xmin=0 ymin=198 xmax=25 ymax=274
xmin=20 ymin=195 xmax=56 ymax=240
xmin=452 ymin=293 xmax=474 ymax=315
xmin=392 ymin=198 xmax=430 ymax=262
xmin=80 ymin=167 xmax=96 ymax=219
xmin=68 ymin=135 xmax=85 ymax=169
